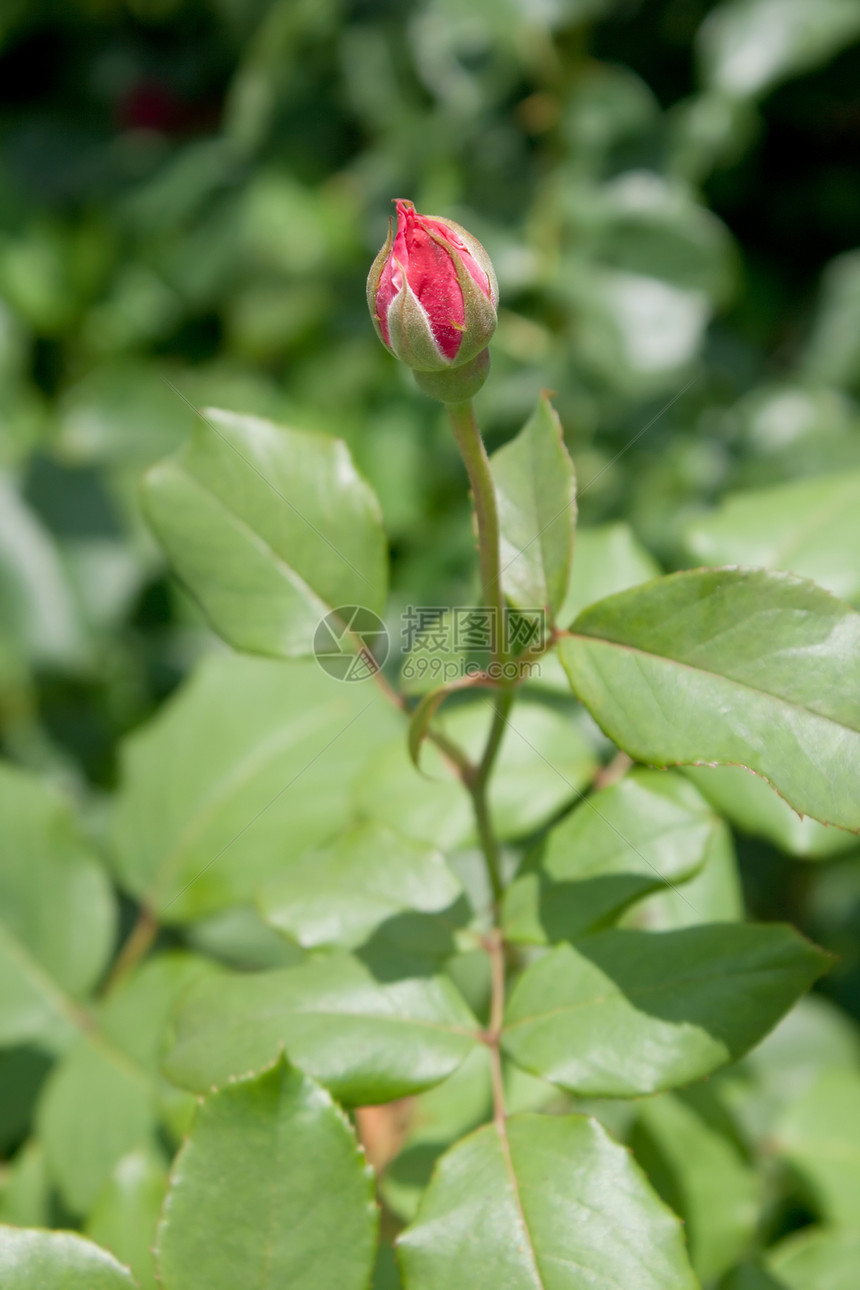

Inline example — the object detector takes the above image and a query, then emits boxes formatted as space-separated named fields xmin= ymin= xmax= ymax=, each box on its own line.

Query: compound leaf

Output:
xmin=502 ymin=923 xmax=830 ymax=1097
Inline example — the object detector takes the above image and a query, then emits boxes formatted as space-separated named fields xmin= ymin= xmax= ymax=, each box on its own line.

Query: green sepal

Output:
xmin=413 ymin=349 xmax=491 ymax=403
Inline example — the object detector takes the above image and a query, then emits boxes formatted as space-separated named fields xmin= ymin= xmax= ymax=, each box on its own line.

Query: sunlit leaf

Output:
xmin=85 ymin=1148 xmax=168 ymax=1290
xmin=110 ymin=653 xmax=401 ymax=920
xmin=258 ymin=821 xmax=470 ymax=958
xmin=682 ymin=472 xmax=860 ymax=606
xmin=560 ymin=569 xmax=860 ymax=831
xmin=503 ymin=769 xmax=718 ymax=944
xmin=684 ymin=765 xmax=856 ymax=860
xmin=0 ymin=1226 xmax=136 ymax=1289
xmin=398 ymin=1113 xmax=698 ymax=1289
xmin=775 ymin=1068 xmax=860 ymax=1226
xmin=156 ymin=1060 xmax=377 ymax=1290
xmin=768 ymin=1227 xmax=860 ymax=1290
xmin=164 ymin=952 xmax=480 ymax=1104
xmin=143 ymin=407 xmax=387 ymax=657
xmin=700 ymin=0 xmax=860 ymax=98
xmin=490 ymin=393 xmax=575 ymax=618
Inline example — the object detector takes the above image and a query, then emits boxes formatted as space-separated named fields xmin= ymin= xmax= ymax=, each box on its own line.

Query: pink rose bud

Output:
xmin=367 ymin=200 xmax=498 ymax=378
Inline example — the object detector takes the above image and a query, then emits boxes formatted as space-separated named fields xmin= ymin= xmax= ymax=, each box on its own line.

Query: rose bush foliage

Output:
xmin=2 ymin=3 xmax=860 ymax=1290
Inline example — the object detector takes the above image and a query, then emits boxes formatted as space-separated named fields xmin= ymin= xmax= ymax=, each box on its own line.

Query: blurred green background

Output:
xmin=2 ymin=0 xmax=860 ymax=1081
xmin=1 ymin=0 xmax=860 ymax=1279
xmin=6 ymin=0 xmax=860 ymax=753
xmin=2 ymin=2 xmax=860 ymax=1283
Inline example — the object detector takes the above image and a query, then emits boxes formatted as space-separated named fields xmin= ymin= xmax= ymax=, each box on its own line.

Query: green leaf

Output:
xmin=375 ymin=1243 xmax=404 ymax=1290
xmin=490 ymin=393 xmax=575 ymax=618
xmin=559 ymin=568 xmax=860 ymax=832
xmin=397 ymin=1113 xmax=698 ymax=1289
xmin=143 ymin=407 xmax=387 ymax=657
xmin=356 ymin=697 xmax=597 ymax=854
xmin=633 ymin=1089 xmax=760 ymax=1284
xmin=719 ymin=995 xmax=860 ymax=1147
xmin=721 ymin=1263 xmax=786 ymax=1290
xmin=502 ymin=769 xmax=718 ymax=944
xmin=627 ymin=819 xmax=743 ymax=930
xmin=555 ymin=173 xmax=734 ymax=393
xmin=775 ymin=1069 xmax=860 ymax=1226
xmin=561 ymin=263 xmax=710 ymax=394
xmin=0 ymin=1047 xmax=52 ymax=1153
xmin=683 ymin=765 xmax=856 ymax=860
xmin=478 ymin=699 xmax=598 ymax=837
xmin=559 ymin=521 xmax=660 ymax=626
xmin=155 ymin=1059 xmax=377 ymax=1290
xmin=85 ymin=1149 xmax=168 ymax=1290
xmin=110 ymin=653 xmax=401 ymax=920
xmin=258 ymin=822 xmax=470 ymax=957
xmin=502 ymin=923 xmax=830 ymax=1097
xmin=802 ymin=250 xmax=860 ymax=392
xmin=38 ymin=1034 xmax=155 ymax=1215
xmin=185 ymin=905 xmax=302 ymax=971
xmin=576 ymin=171 xmax=735 ymax=301
xmin=38 ymin=953 xmax=210 ymax=1213
xmin=57 ymin=360 xmax=195 ymax=465
xmin=0 ymin=763 xmax=116 ymax=1052
xmin=0 ymin=1141 xmax=51 ymax=1228
xmin=767 ymin=1228 xmax=860 ymax=1290
xmin=534 ymin=523 xmax=661 ymax=694
xmin=97 ymin=952 xmax=216 ymax=1080
xmin=164 ymin=952 xmax=480 ymax=1104
xmin=0 ymin=476 xmax=89 ymax=672
xmin=682 ymin=472 xmax=860 ymax=607
xmin=0 ymin=1226 xmax=136 ymax=1289
xmin=700 ymin=0 xmax=860 ymax=99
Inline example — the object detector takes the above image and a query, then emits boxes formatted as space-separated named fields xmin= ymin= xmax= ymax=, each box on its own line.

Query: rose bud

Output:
xmin=367 ymin=199 xmax=498 ymax=401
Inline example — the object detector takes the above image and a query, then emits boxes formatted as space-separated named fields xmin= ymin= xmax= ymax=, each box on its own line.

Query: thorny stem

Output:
xmin=367 ymin=396 xmax=514 ymax=1129
xmin=446 ymin=400 xmax=507 ymax=671
xmin=444 ymin=398 xmax=516 ymax=910
xmin=446 ymin=399 xmax=514 ymax=1124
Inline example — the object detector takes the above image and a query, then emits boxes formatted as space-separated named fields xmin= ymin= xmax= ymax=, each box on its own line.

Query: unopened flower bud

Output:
xmin=367 ymin=199 xmax=498 ymax=399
